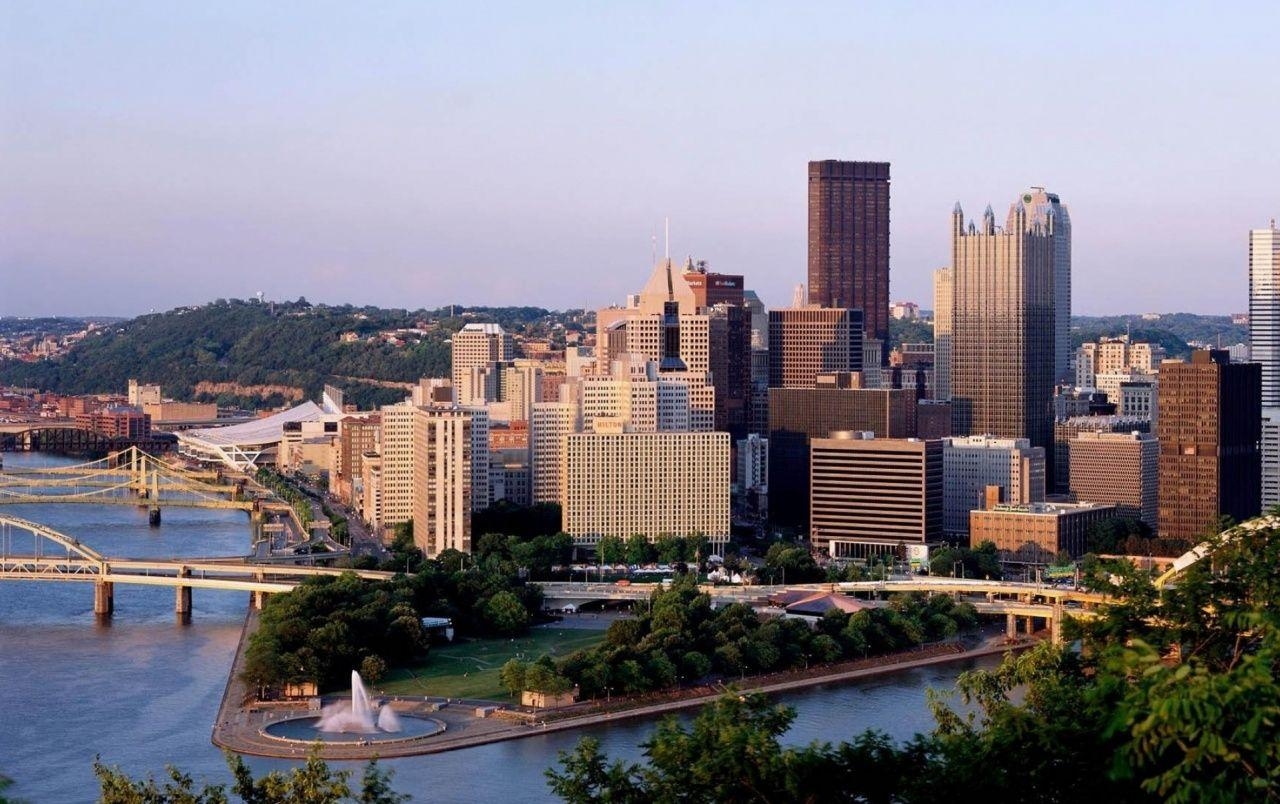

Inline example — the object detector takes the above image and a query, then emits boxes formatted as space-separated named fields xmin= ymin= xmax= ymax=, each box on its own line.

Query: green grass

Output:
xmin=377 ymin=628 xmax=606 ymax=701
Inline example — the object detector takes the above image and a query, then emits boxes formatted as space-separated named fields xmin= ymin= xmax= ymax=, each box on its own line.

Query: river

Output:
xmin=0 ymin=453 xmax=1000 ymax=803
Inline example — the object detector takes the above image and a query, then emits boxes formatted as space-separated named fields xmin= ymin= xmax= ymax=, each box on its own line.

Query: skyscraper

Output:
xmin=767 ymin=307 xmax=863 ymax=388
xmin=1250 ymin=221 xmax=1280 ymax=406
xmin=950 ymin=200 xmax=1056 ymax=459
xmin=807 ymin=160 xmax=890 ymax=364
xmin=932 ymin=267 xmax=953 ymax=400
xmin=452 ymin=323 xmax=515 ymax=405
xmin=1010 ymin=188 xmax=1071 ymax=382
xmin=1157 ymin=350 xmax=1261 ymax=540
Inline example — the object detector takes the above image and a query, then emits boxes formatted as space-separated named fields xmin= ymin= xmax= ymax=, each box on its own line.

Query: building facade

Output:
xmin=1250 ymin=221 xmax=1280 ymax=407
xmin=809 ymin=433 xmax=942 ymax=559
xmin=767 ymin=307 xmax=864 ymax=389
xmin=970 ymin=502 xmax=1116 ymax=566
xmin=1011 ymin=188 xmax=1072 ymax=383
xmin=562 ymin=429 xmax=730 ymax=547
xmin=950 ymin=200 xmax=1056 ymax=463
xmin=1068 ymin=430 xmax=1158 ymax=528
xmin=942 ymin=435 xmax=1046 ymax=538
xmin=768 ymin=386 xmax=919 ymax=527
xmin=451 ymin=323 xmax=515 ymax=405
xmin=807 ymin=160 xmax=891 ymax=365
xmin=932 ymin=267 xmax=953 ymax=400
xmin=1157 ymin=351 xmax=1261 ymax=540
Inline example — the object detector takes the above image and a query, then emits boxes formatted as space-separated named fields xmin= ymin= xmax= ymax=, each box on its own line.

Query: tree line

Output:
xmin=502 ymin=577 xmax=978 ymax=699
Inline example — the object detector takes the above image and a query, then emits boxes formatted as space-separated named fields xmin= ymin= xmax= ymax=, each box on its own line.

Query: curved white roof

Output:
xmin=179 ymin=401 xmax=324 ymax=448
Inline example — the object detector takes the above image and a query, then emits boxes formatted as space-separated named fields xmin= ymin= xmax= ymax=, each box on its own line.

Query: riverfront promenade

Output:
xmin=212 ymin=615 xmax=1036 ymax=760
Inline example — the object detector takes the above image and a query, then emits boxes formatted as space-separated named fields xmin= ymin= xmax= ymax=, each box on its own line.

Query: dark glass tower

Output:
xmin=807 ymin=160 xmax=890 ymax=364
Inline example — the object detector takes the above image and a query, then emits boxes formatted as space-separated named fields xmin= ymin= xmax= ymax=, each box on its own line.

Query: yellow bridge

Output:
xmin=0 ymin=446 xmax=256 ymax=517
xmin=0 ymin=514 xmax=393 ymax=618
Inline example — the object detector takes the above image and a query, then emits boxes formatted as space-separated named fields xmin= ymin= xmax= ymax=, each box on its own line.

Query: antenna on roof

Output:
xmin=664 ymin=217 xmax=670 ymax=261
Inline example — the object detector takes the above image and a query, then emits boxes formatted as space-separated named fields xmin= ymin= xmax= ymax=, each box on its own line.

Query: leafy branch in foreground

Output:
xmin=94 ymin=747 xmax=408 ymax=804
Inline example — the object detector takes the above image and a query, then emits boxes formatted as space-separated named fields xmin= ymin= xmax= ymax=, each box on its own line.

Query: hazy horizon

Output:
xmin=4 ymin=2 xmax=1278 ymax=318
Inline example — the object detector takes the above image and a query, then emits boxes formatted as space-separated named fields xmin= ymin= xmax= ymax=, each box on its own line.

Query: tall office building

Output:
xmin=809 ymin=433 xmax=942 ymax=559
xmin=768 ymin=307 xmax=863 ymax=388
xmin=807 ymin=160 xmax=890 ymax=364
xmin=1010 ymin=188 xmax=1071 ymax=382
xmin=932 ymin=267 xmax=953 ymax=400
xmin=1250 ymin=221 xmax=1280 ymax=406
xmin=452 ymin=323 xmax=515 ymax=405
xmin=1053 ymin=415 xmax=1151 ymax=494
xmin=1068 ymin=430 xmax=1158 ymax=529
xmin=1250 ymin=222 xmax=1280 ymax=510
xmin=1157 ymin=351 xmax=1261 ymax=540
xmin=1264 ymin=411 xmax=1280 ymax=509
xmin=768 ymin=383 xmax=918 ymax=527
xmin=942 ymin=436 xmax=1045 ymax=538
xmin=378 ymin=402 xmax=475 ymax=556
xmin=951 ymin=200 xmax=1056 ymax=460
xmin=562 ymin=428 xmax=730 ymax=548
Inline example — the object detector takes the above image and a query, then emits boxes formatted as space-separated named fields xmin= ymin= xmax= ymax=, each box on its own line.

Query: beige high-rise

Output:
xmin=452 ymin=323 xmax=514 ymax=405
xmin=562 ymin=429 xmax=730 ymax=547
xmin=932 ymin=267 xmax=953 ymax=400
xmin=950 ymin=200 xmax=1055 ymax=456
xmin=1068 ymin=430 xmax=1158 ymax=528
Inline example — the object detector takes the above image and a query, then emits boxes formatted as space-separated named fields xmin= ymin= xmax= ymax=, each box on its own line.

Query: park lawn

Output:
xmin=378 ymin=627 xmax=606 ymax=701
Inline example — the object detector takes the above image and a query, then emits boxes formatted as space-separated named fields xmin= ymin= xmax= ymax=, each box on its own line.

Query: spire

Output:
xmin=953 ymin=201 xmax=963 ymax=216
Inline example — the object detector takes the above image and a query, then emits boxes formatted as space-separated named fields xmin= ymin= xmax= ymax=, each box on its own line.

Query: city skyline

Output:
xmin=4 ymin=3 xmax=1279 ymax=317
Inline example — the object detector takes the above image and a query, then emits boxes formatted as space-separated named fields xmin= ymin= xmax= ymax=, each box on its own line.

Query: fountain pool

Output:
xmin=261 ymin=670 xmax=446 ymax=745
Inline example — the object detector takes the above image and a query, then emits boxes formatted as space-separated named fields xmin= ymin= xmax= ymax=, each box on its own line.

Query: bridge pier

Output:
xmin=1050 ymin=607 xmax=1063 ymax=645
xmin=94 ymin=581 xmax=114 ymax=617
xmin=149 ymin=506 xmax=161 ymax=527
xmin=1024 ymin=616 xmax=1034 ymax=635
xmin=1006 ymin=613 xmax=1017 ymax=638
xmin=175 ymin=585 xmax=192 ymax=622
xmin=251 ymin=590 xmax=267 ymax=610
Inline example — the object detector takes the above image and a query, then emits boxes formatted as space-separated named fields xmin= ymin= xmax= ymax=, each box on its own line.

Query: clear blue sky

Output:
xmin=3 ymin=2 xmax=1277 ymax=317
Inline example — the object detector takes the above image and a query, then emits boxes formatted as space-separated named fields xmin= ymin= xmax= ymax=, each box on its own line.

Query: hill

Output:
xmin=0 ymin=298 xmax=573 ymax=409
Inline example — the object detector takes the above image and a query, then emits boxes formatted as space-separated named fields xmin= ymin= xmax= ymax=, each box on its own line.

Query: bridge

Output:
xmin=0 ymin=446 xmax=256 ymax=520
xmin=0 ymin=420 xmax=175 ymax=455
xmin=0 ymin=514 xmax=394 ymax=619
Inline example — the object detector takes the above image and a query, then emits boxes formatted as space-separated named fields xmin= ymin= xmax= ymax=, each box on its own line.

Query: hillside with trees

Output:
xmin=0 ymin=299 xmax=577 ymax=409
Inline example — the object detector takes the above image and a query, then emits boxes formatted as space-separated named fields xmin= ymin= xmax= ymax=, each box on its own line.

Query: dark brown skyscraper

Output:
xmin=807 ymin=160 xmax=890 ymax=364
xmin=1157 ymin=350 xmax=1261 ymax=540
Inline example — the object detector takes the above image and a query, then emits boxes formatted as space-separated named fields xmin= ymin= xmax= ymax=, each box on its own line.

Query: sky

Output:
xmin=2 ymin=2 xmax=1278 ymax=318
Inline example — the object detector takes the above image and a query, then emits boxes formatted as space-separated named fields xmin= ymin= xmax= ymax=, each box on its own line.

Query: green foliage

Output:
xmin=762 ymin=543 xmax=823 ymax=583
xmin=888 ymin=316 xmax=934 ymax=348
xmin=549 ymin=520 xmax=1280 ymax=803
xmin=597 ymin=535 xmax=625 ymax=565
xmin=551 ymin=577 xmax=975 ymax=698
xmin=0 ymin=299 xmax=573 ymax=407
xmin=1086 ymin=517 xmax=1189 ymax=557
xmin=1072 ymin=313 xmax=1247 ymax=359
xmin=928 ymin=541 xmax=1002 ymax=579
xmin=93 ymin=749 xmax=407 ymax=803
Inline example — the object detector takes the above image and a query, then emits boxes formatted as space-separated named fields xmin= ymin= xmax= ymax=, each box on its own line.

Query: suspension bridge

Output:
xmin=0 ymin=513 xmax=394 ymax=619
xmin=0 ymin=447 xmax=256 ymax=522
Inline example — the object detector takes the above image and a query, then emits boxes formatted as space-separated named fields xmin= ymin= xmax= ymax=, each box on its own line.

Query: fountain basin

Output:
xmin=262 ymin=714 xmax=446 ymax=744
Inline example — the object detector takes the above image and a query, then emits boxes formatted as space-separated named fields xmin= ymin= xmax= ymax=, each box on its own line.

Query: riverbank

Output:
xmin=211 ymin=627 xmax=1037 ymax=760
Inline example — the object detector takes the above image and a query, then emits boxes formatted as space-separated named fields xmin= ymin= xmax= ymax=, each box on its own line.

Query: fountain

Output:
xmin=315 ymin=670 xmax=401 ymax=734
xmin=262 ymin=669 xmax=445 ymax=746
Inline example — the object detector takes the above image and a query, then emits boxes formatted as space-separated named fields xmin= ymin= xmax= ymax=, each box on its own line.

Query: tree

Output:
xmin=499 ymin=659 xmax=528 ymax=698
xmin=359 ymin=655 xmax=387 ymax=686
xmin=624 ymin=534 xmax=653 ymax=566
xmin=483 ymin=590 xmax=530 ymax=636
xmin=597 ymin=534 xmax=624 ymax=566
xmin=654 ymin=534 xmax=684 ymax=565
